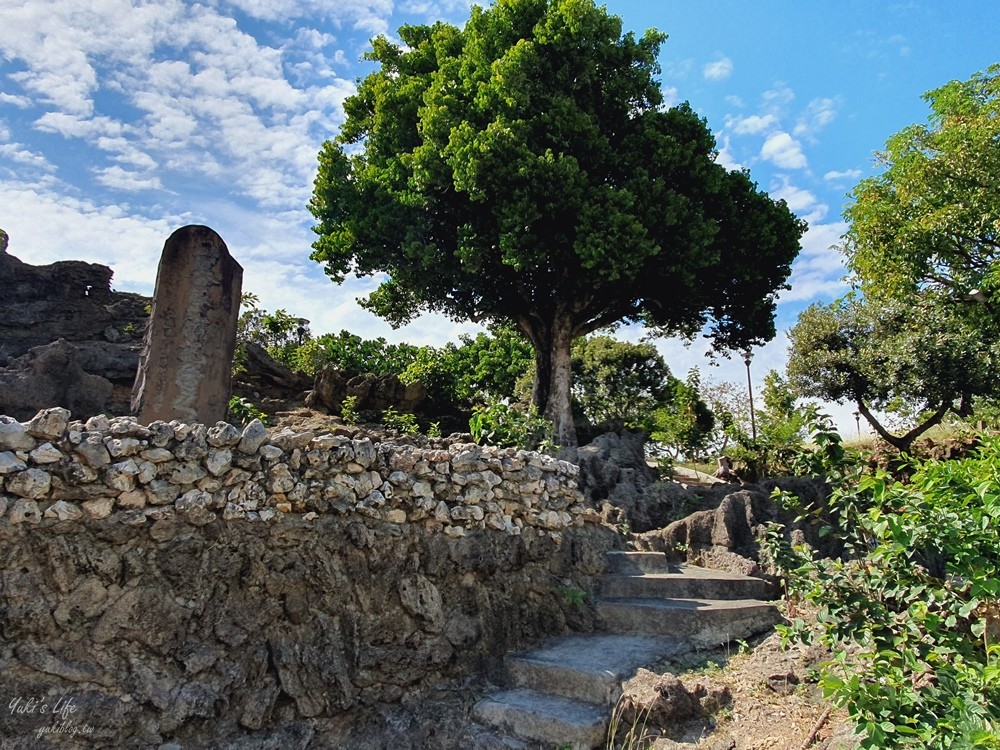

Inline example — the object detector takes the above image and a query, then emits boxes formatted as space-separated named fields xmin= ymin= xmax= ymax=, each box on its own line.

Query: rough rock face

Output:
xmin=577 ymin=431 xmax=696 ymax=533
xmin=0 ymin=237 xmax=149 ymax=417
xmin=0 ymin=408 xmax=616 ymax=747
xmin=0 ymin=340 xmax=115 ymax=422
xmin=307 ymin=367 xmax=428 ymax=417
xmin=234 ymin=342 xmax=313 ymax=400
xmin=634 ymin=476 xmax=832 ymax=576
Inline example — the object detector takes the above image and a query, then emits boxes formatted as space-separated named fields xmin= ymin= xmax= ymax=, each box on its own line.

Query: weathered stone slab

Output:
xmin=132 ymin=226 xmax=242 ymax=425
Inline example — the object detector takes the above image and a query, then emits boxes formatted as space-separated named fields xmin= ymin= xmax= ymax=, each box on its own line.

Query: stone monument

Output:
xmin=132 ymin=225 xmax=243 ymax=425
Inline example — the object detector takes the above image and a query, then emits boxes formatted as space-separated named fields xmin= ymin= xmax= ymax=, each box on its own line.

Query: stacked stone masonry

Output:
xmin=0 ymin=407 xmax=595 ymax=538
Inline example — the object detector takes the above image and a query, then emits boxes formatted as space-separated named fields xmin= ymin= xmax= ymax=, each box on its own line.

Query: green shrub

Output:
xmin=340 ymin=395 xmax=360 ymax=425
xmin=766 ymin=437 xmax=1000 ymax=748
xmin=382 ymin=406 xmax=419 ymax=434
xmin=228 ymin=396 xmax=267 ymax=426
xmin=469 ymin=402 xmax=554 ymax=452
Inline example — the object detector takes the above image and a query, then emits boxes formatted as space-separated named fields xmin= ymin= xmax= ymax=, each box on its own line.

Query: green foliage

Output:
xmin=401 ymin=324 xmax=534 ymax=408
xmin=787 ymin=407 xmax=856 ymax=480
xmin=571 ymin=335 xmax=673 ymax=429
xmin=469 ymin=402 xmax=554 ymax=452
xmin=314 ymin=330 xmax=421 ymax=378
xmin=235 ymin=293 xmax=315 ymax=373
xmin=382 ymin=406 xmax=420 ymax=434
xmin=766 ymin=439 xmax=1000 ymax=748
xmin=340 ymin=395 xmax=360 ymax=425
xmin=228 ymin=396 xmax=267 ymax=426
xmin=787 ymin=293 xmax=999 ymax=452
xmin=845 ymin=64 xmax=1000 ymax=305
xmin=648 ymin=369 xmax=715 ymax=460
xmin=710 ymin=370 xmax=807 ymax=479
xmin=310 ymin=0 xmax=804 ymax=446
xmin=559 ymin=586 xmax=587 ymax=607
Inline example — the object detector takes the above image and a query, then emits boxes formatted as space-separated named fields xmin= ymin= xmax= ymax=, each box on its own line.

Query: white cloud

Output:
xmin=793 ymin=96 xmax=840 ymax=140
xmin=94 ymin=165 xmax=163 ymax=192
xmin=761 ymin=82 xmax=795 ymax=112
xmin=0 ymin=142 xmax=56 ymax=171
xmin=771 ymin=179 xmax=827 ymax=224
xmin=726 ymin=113 xmax=778 ymax=135
xmin=780 ymin=220 xmax=850 ymax=303
xmin=824 ymin=168 xmax=863 ymax=182
xmin=703 ymin=56 xmax=733 ymax=81
xmin=760 ymin=131 xmax=807 ymax=169
xmin=0 ymin=92 xmax=33 ymax=108
xmin=714 ymin=135 xmax=743 ymax=171
xmin=660 ymin=86 xmax=680 ymax=108
xmin=725 ymin=94 xmax=745 ymax=108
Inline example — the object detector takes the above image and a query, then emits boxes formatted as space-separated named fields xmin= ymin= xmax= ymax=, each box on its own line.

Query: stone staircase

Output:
xmin=471 ymin=551 xmax=781 ymax=749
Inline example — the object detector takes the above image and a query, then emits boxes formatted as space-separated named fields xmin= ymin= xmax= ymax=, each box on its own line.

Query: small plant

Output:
xmin=605 ymin=692 xmax=654 ymax=750
xmin=427 ymin=421 xmax=442 ymax=439
xmin=382 ymin=406 xmax=420 ymax=434
xmin=341 ymin=395 xmax=359 ymax=425
xmin=559 ymin=586 xmax=587 ymax=607
xmin=469 ymin=401 xmax=555 ymax=452
xmin=228 ymin=396 xmax=267 ymax=426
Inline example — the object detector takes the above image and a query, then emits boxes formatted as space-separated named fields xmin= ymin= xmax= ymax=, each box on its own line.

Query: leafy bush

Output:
xmin=228 ymin=396 xmax=267 ymax=426
xmin=469 ymin=402 xmax=554 ymax=452
xmin=340 ymin=395 xmax=360 ymax=425
xmin=382 ymin=406 xmax=419 ymax=434
xmin=766 ymin=438 xmax=1000 ymax=748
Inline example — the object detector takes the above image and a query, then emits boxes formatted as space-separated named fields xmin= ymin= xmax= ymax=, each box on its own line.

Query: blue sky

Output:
xmin=1 ymin=0 xmax=997 ymax=432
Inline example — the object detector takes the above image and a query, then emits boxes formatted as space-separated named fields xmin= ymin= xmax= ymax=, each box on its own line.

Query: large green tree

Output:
xmin=845 ymin=64 xmax=1000 ymax=304
xmin=786 ymin=294 xmax=998 ymax=452
xmin=310 ymin=0 xmax=804 ymax=449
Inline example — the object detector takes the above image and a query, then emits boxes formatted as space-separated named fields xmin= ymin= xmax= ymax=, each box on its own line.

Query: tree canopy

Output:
xmin=310 ymin=0 xmax=804 ymax=449
xmin=786 ymin=293 xmax=998 ymax=452
xmin=845 ymin=64 xmax=1000 ymax=305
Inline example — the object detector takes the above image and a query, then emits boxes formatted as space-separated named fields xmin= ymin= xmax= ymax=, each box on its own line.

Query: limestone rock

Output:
xmin=6 ymin=468 xmax=51 ymax=499
xmin=8 ymin=498 xmax=41 ymax=524
xmin=0 ymin=451 xmax=27 ymax=474
xmin=26 ymin=407 xmax=71 ymax=440
xmin=0 ymin=419 xmax=35 ymax=451
xmin=0 ymin=340 xmax=114 ymax=422
xmin=44 ymin=500 xmax=84 ymax=521
xmin=238 ymin=419 xmax=268 ymax=455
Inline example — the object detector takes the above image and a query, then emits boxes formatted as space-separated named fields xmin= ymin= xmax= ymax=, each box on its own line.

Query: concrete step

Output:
xmin=605 ymin=550 xmax=676 ymax=575
xmin=600 ymin=569 xmax=774 ymax=601
xmin=506 ymin=633 xmax=686 ymax=705
xmin=472 ymin=688 xmax=607 ymax=750
xmin=595 ymin=597 xmax=780 ymax=646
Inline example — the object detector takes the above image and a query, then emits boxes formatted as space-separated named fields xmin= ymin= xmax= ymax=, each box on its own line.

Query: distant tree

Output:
xmin=309 ymin=0 xmax=804 ymax=449
xmin=312 ymin=330 xmax=422 ymax=378
xmin=845 ymin=64 xmax=1000 ymax=308
xmin=570 ymin=335 xmax=673 ymax=429
xmin=649 ymin=369 xmax=715 ymax=459
xmin=786 ymin=294 xmax=998 ymax=452
xmin=236 ymin=293 xmax=313 ymax=370
xmin=401 ymin=324 xmax=534 ymax=407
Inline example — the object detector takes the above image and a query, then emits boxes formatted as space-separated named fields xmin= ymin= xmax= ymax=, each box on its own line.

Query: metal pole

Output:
xmin=743 ymin=350 xmax=756 ymax=442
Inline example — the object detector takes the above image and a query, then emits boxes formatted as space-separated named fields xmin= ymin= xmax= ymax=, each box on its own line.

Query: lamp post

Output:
xmin=742 ymin=349 xmax=756 ymax=442
xmin=853 ymin=410 xmax=861 ymax=438
xmin=296 ymin=318 xmax=310 ymax=346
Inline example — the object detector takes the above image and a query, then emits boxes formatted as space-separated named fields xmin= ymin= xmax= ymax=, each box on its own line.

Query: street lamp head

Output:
xmin=969 ymin=289 xmax=989 ymax=305
xmin=741 ymin=349 xmax=753 ymax=367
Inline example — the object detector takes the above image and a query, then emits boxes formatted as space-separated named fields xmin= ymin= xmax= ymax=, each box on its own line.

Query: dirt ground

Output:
xmin=613 ymin=610 xmax=859 ymax=750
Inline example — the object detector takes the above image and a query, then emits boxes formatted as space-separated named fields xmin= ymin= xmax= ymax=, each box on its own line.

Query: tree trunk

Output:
xmin=856 ymin=400 xmax=951 ymax=454
xmin=522 ymin=315 xmax=578 ymax=456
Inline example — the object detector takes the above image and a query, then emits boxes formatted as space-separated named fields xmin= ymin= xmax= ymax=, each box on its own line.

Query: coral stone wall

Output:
xmin=0 ymin=408 xmax=615 ymax=748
